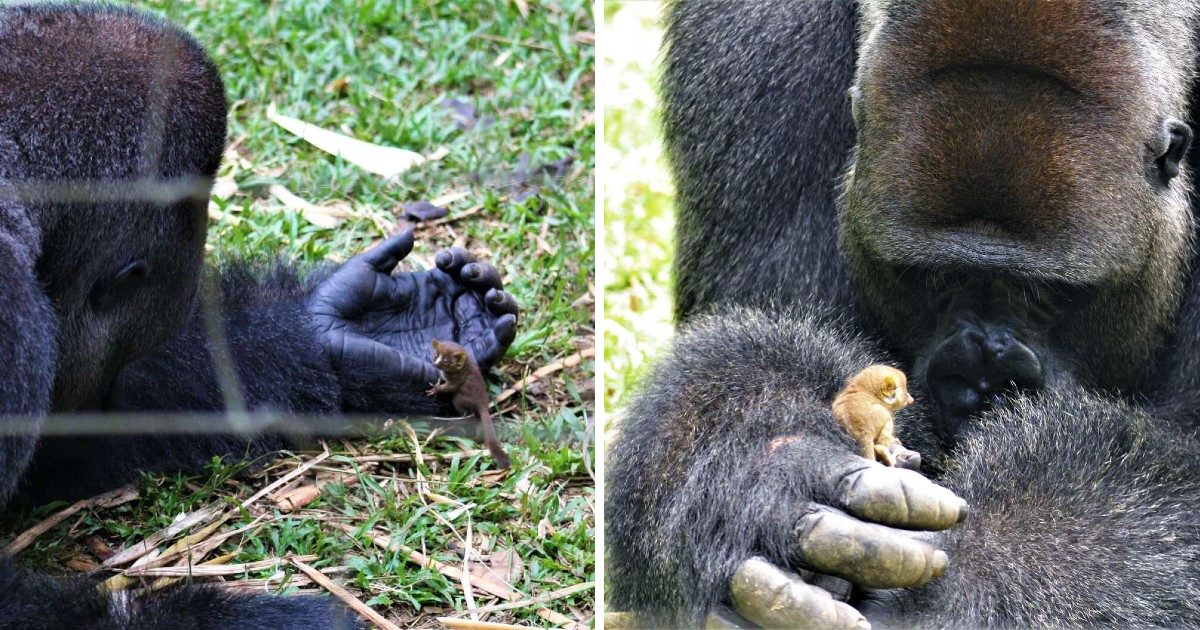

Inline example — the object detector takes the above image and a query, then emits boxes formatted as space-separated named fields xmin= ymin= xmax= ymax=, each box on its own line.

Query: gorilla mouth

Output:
xmin=932 ymin=231 xmax=1027 ymax=266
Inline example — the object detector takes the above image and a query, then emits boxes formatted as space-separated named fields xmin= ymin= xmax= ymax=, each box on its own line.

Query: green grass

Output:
xmin=0 ymin=0 xmax=595 ymax=626
xmin=602 ymin=2 xmax=673 ymax=415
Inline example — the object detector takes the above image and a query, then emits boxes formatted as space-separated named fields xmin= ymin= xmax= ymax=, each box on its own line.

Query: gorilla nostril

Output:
xmin=1156 ymin=119 xmax=1193 ymax=184
xmin=926 ymin=317 xmax=1045 ymax=444
xmin=985 ymin=334 xmax=1009 ymax=358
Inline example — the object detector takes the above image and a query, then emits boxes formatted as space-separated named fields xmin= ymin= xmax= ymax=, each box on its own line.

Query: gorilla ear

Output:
xmin=1155 ymin=119 xmax=1193 ymax=185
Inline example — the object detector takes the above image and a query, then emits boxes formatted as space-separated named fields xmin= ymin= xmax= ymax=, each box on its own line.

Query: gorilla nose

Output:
xmin=926 ymin=319 xmax=1044 ymax=444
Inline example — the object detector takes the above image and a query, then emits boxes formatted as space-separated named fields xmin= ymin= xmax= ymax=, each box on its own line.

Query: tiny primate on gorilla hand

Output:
xmin=831 ymin=365 xmax=919 ymax=469
xmin=427 ymin=338 xmax=511 ymax=469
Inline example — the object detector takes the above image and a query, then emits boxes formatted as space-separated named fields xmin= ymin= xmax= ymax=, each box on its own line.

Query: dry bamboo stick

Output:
xmin=443 ymin=582 xmax=594 ymax=616
xmin=129 ymin=512 xmax=232 ymax=570
xmin=123 ymin=554 xmax=318 ymax=577
xmin=438 ymin=619 xmax=530 ymax=630
xmin=346 ymin=450 xmax=485 ymax=464
xmin=495 ymin=348 xmax=595 ymax=403
xmin=4 ymin=485 xmax=138 ymax=555
xmin=134 ymin=516 xmax=268 ymax=572
xmin=292 ymin=558 xmax=401 ymax=630
xmin=240 ymin=449 xmax=331 ymax=510
xmin=329 ymin=522 xmax=518 ymax=600
xmin=102 ymin=504 xmax=226 ymax=568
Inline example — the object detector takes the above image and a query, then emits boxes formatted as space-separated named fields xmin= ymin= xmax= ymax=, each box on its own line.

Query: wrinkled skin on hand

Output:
xmin=727 ymin=461 xmax=967 ymax=629
xmin=308 ymin=231 xmax=519 ymax=387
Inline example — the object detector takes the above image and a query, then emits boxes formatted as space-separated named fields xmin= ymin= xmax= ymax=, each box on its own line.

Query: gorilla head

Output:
xmin=0 ymin=6 xmax=226 ymax=411
xmin=35 ymin=206 xmax=209 ymax=412
xmin=839 ymin=0 xmax=1198 ymax=443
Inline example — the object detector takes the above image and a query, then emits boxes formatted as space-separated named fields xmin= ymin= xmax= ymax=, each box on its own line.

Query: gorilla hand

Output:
xmin=308 ymin=231 xmax=519 ymax=386
xmin=729 ymin=453 xmax=967 ymax=629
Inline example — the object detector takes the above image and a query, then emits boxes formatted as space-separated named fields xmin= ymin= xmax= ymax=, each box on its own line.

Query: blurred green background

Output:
xmin=602 ymin=1 xmax=674 ymax=415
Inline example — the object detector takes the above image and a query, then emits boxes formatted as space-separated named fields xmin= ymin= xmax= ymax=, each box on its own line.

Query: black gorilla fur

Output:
xmin=0 ymin=4 xmax=516 ymax=628
xmin=607 ymin=0 xmax=1200 ymax=627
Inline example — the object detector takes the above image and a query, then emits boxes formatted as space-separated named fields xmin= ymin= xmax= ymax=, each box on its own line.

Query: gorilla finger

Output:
xmin=837 ymin=466 xmax=968 ymax=531
xmin=463 ymin=314 xmax=517 ymax=370
xmin=730 ymin=557 xmax=869 ymax=629
xmin=493 ymin=313 xmax=517 ymax=349
xmin=485 ymin=288 xmax=520 ymax=318
xmin=460 ymin=262 xmax=504 ymax=291
xmin=435 ymin=247 xmax=477 ymax=277
xmin=357 ymin=232 xmax=414 ymax=273
xmin=890 ymin=444 xmax=922 ymax=471
xmin=796 ymin=508 xmax=948 ymax=589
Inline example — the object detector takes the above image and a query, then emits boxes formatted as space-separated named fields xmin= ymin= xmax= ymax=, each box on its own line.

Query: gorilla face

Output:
xmin=839 ymin=0 xmax=1199 ymax=444
xmin=36 ymin=202 xmax=207 ymax=412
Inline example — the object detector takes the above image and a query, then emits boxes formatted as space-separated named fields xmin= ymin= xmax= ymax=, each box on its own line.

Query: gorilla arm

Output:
xmin=15 ymin=232 xmax=518 ymax=503
xmin=0 ymin=192 xmax=53 ymax=505
xmin=892 ymin=389 xmax=1200 ymax=628
xmin=113 ymin=231 xmax=516 ymax=415
xmin=608 ymin=305 xmax=1200 ymax=627
xmin=0 ymin=200 xmax=359 ymax=630
xmin=0 ymin=554 xmax=358 ymax=630
xmin=662 ymin=0 xmax=857 ymax=322
xmin=605 ymin=306 xmax=964 ymax=628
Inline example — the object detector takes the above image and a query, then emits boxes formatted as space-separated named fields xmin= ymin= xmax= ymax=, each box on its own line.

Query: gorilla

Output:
xmin=606 ymin=0 xmax=1200 ymax=627
xmin=0 ymin=4 xmax=517 ymax=627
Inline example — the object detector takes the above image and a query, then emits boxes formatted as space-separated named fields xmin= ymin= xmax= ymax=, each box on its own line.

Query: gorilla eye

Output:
xmin=1153 ymin=119 xmax=1193 ymax=186
xmin=90 ymin=260 xmax=152 ymax=309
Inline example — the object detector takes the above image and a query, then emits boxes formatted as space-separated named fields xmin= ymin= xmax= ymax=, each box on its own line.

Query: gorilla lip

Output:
xmin=874 ymin=227 xmax=1066 ymax=279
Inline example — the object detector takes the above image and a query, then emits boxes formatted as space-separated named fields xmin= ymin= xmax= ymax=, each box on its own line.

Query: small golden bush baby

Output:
xmin=832 ymin=365 xmax=917 ymax=467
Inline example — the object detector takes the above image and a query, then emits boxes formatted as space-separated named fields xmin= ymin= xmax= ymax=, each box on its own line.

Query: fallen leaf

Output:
xmin=486 ymin=547 xmax=524 ymax=584
xmin=66 ymin=556 xmax=99 ymax=572
xmin=83 ymin=535 xmax=116 ymax=561
xmin=537 ymin=516 xmax=556 ymax=539
xmin=211 ymin=176 xmax=238 ymax=200
xmin=267 ymin=103 xmax=424 ymax=178
xmin=269 ymin=185 xmax=355 ymax=229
